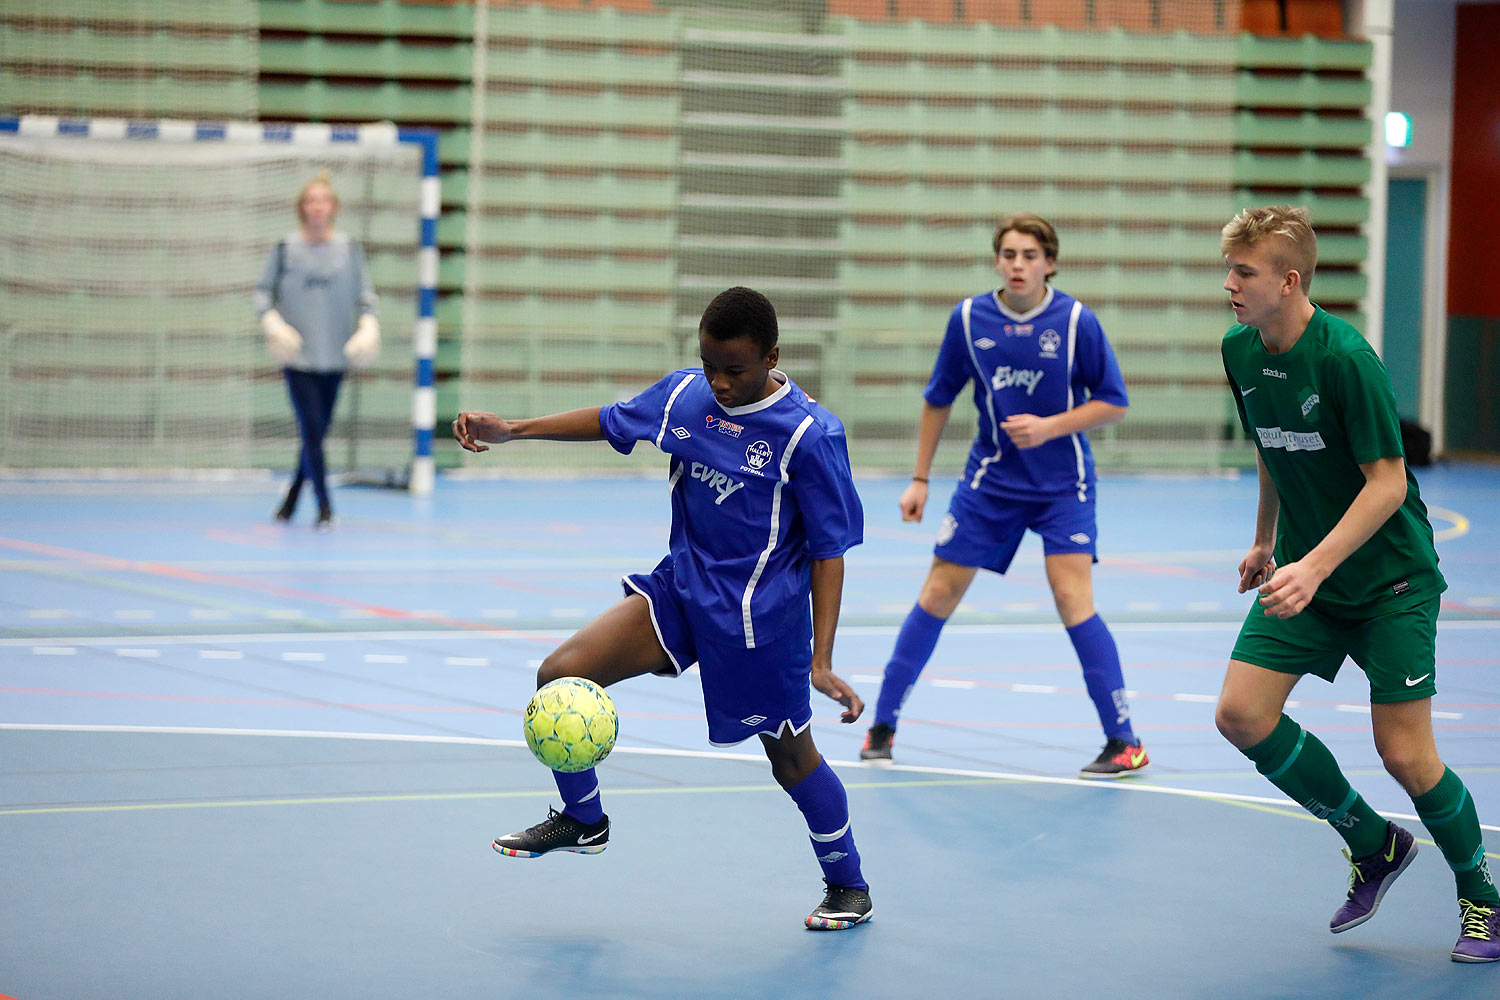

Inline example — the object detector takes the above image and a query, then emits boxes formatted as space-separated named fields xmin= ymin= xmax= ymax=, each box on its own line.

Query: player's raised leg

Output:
xmin=762 ymin=729 xmax=872 ymax=930
xmin=493 ymin=593 xmax=669 ymax=858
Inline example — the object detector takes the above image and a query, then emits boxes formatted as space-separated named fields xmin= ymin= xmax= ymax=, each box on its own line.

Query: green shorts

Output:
xmin=1231 ymin=596 xmax=1439 ymax=703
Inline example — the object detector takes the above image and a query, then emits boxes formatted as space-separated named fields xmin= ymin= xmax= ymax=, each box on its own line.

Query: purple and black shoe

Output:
xmin=1330 ymin=822 xmax=1418 ymax=933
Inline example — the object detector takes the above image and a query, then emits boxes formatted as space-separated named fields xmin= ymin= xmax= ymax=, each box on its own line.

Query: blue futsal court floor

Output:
xmin=1 ymin=465 xmax=1498 ymax=998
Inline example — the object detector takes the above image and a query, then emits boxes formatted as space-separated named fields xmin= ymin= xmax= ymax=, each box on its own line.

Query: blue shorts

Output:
xmin=622 ymin=559 xmax=815 ymax=748
xmin=933 ymin=485 xmax=1098 ymax=574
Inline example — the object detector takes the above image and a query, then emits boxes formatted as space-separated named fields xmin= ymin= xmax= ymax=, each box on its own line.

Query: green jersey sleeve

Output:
xmin=1332 ymin=347 xmax=1405 ymax=466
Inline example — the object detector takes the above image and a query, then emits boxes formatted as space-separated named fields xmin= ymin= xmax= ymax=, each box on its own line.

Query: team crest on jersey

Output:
xmin=1038 ymin=330 xmax=1061 ymax=358
xmin=706 ymin=414 xmax=743 ymax=438
xmin=1299 ymin=390 xmax=1321 ymax=419
xmin=975 ymin=337 xmax=996 ymax=350
xmin=745 ymin=440 xmax=774 ymax=470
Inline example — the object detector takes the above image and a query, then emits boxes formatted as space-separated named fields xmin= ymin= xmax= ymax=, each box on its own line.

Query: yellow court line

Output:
xmin=1427 ymin=504 xmax=1470 ymax=544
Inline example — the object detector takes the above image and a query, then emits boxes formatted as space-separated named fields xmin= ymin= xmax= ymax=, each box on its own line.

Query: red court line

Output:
xmin=0 ymin=534 xmax=560 ymax=644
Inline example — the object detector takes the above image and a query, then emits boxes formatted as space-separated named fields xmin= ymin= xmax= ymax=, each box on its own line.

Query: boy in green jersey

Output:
xmin=1215 ymin=205 xmax=1499 ymax=963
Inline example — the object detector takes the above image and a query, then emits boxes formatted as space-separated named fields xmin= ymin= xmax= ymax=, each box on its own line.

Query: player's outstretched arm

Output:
xmin=809 ymin=556 xmax=863 ymax=723
xmin=452 ymin=407 xmax=605 ymax=453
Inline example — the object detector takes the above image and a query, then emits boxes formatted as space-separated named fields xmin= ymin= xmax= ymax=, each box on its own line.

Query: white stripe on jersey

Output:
xmin=1065 ymin=299 xmax=1087 ymax=501
xmin=740 ymin=413 xmax=816 ymax=649
xmin=961 ymin=297 xmax=1004 ymax=492
xmin=653 ymin=372 xmax=698 ymax=449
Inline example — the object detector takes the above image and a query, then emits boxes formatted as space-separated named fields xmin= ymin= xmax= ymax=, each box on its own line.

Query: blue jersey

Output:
xmin=600 ymin=368 xmax=864 ymax=649
xmin=925 ymin=287 xmax=1128 ymax=501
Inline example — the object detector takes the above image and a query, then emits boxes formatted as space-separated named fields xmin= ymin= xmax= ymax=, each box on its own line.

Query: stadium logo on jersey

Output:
xmin=745 ymin=440 xmax=774 ymax=470
xmin=671 ymin=426 xmax=691 ymax=439
xmin=705 ymin=414 xmax=744 ymax=438
xmin=991 ymin=365 xmax=1045 ymax=395
xmin=1262 ymin=367 xmax=1288 ymax=379
xmin=1038 ymin=330 xmax=1061 ymax=358
xmin=1300 ymin=392 xmax=1321 ymax=418
xmin=975 ymin=337 xmax=996 ymax=350
xmin=937 ymin=513 xmax=957 ymax=546
xmin=689 ymin=461 xmax=746 ymax=505
xmin=1255 ymin=426 xmax=1326 ymax=452
xmin=741 ymin=714 xmax=767 ymax=726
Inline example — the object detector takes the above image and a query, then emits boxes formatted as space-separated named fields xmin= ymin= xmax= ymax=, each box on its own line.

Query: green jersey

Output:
xmin=1222 ymin=306 xmax=1445 ymax=612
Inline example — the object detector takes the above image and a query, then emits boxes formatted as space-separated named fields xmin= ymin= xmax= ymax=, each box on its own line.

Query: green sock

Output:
xmin=1413 ymin=767 xmax=1499 ymax=904
xmin=1242 ymin=714 xmax=1387 ymax=858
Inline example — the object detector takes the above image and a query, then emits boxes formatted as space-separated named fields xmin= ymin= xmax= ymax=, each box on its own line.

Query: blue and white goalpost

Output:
xmin=0 ymin=115 xmax=440 ymax=497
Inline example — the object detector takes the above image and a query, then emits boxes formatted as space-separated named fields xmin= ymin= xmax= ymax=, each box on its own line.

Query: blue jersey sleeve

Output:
xmin=922 ymin=304 xmax=973 ymax=409
xmin=1075 ymin=308 xmax=1128 ymax=407
xmin=599 ymin=371 xmax=694 ymax=455
xmin=788 ymin=423 xmax=864 ymax=560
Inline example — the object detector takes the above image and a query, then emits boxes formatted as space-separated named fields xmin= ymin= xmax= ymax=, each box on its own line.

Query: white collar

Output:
xmin=991 ymin=286 xmax=1054 ymax=322
xmin=718 ymin=369 xmax=790 ymax=416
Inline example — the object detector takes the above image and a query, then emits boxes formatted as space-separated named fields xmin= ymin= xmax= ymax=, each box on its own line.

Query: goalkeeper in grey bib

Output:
xmin=253 ymin=171 xmax=380 ymax=529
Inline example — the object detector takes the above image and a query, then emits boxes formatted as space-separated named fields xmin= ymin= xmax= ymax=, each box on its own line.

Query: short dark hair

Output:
xmin=699 ymin=286 xmax=778 ymax=357
xmin=992 ymin=213 xmax=1060 ymax=266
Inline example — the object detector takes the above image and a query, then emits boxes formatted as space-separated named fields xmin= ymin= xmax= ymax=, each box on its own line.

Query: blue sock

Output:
xmin=552 ymin=767 xmax=604 ymax=825
xmin=1066 ymin=614 xmax=1136 ymax=743
xmin=786 ymin=759 xmax=866 ymax=890
xmin=873 ymin=603 xmax=947 ymax=727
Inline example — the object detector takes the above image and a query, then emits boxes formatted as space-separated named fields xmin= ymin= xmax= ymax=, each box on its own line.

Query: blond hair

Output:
xmin=296 ymin=170 xmax=339 ymax=223
xmin=1221 ymin=205 xmax=1317 ymax=293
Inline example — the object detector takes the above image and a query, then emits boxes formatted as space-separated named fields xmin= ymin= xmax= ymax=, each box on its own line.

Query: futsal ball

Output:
xmin=523 ymin=677 xmax=619 ymax=773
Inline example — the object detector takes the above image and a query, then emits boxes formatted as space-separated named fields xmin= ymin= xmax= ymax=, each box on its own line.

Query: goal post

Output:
xmin=0 ymin=115 xmax=440 ymax=497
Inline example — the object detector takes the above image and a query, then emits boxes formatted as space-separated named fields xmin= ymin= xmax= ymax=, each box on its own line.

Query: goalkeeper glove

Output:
xmin=344 ymin=314 xmax=381 ymax=369
xmin=261 ymin=310 xmax=303 ymax=364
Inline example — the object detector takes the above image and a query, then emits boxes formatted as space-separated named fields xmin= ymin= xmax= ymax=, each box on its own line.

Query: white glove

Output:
xmin=261 ymin=309 xmax=303 ymax=364
xmin=344 ymin=314 xmax=381 ymax=369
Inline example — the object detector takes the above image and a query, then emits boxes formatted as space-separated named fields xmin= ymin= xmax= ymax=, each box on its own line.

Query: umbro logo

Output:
xmin=975 ymin=337 xmax=996 ymax=350
xmin=817 ymin=851 xmax=848 ymax=863
xmin=671 ymin=426 xmax=691 ymax=439
xmin=1069 ymin=532 xmax=1090 ymax=544
xmin=741 ymin=714 xmax=767 ymax=726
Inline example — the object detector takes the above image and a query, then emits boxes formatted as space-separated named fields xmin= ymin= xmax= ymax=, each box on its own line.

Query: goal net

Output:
xmin=0 ymin=119 xmax=426 ymax=485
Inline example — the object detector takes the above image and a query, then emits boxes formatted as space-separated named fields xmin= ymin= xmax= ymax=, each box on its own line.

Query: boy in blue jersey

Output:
xmin=861 ymin=213 xmax=1148 ymax=778
xmin=452 ymin=287 xmax=873 ymax=930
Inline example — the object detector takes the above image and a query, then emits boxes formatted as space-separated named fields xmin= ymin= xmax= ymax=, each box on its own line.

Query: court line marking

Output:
xmin=1 ymin=723 xmax=1497 ymax=838
xmin=1427 ymin=504 xmax=1470 ymax=543
xmin=6 ymin=618 xmax=1500 ymax=649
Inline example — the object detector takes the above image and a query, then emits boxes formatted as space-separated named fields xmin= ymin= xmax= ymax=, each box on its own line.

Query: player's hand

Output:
xmin=261 ymin=310 xmax=303 ymax=364
xmin=452 ymin=411 xmax=512 ymax=452
xmin=999 ymin=413 xmax=1054 ymax=449
xmin=1237 ymin=545 xmax=1276 ymax=593
xmin=898 ymin=479 xmax=928 ymax=522
xmin=1257 ymin=558 xmax=1325 ymax=619
xmin=811 ymin=667 xmax=864 ymax=724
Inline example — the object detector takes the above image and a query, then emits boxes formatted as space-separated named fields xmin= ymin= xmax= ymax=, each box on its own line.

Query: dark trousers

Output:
xmin=283 ymin=368 xmax=344 ymax=512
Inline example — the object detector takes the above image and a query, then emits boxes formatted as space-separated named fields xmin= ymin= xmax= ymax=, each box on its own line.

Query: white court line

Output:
xmin=5 ymin=619 xmax=1500 ymax=648
xmin=0 ymin=722 xmax=1496 ymax=834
